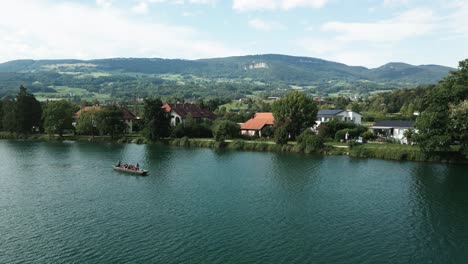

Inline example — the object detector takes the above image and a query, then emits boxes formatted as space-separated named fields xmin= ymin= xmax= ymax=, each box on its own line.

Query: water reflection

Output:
xmin=408 ymin=163 xmax=468 ymax=263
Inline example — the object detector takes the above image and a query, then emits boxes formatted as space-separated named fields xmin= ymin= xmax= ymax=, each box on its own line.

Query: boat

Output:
xmin=112 ymin=166 xmax=148 ymax=175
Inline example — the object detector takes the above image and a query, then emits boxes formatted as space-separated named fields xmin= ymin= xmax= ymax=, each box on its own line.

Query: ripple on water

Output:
xmin=1 ymin=141 xmax=468 ymax=263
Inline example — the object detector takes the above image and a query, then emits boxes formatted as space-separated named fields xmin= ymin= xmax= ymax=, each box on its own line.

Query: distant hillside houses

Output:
xmin=162 ymin=103 xmax=216 ymax=127
xmin=316 ymin=109 xmax=362 ymax=125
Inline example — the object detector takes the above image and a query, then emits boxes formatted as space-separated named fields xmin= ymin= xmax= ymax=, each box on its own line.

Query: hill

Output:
xmin=0 ymin=54 xmax=453 ymax=101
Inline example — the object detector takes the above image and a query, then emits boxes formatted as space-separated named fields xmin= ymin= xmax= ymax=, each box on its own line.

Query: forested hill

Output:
xmin=0 ymin=54 xmax=454 ymax=100
xmin=0 ymin=55 xmax=452 ymax=84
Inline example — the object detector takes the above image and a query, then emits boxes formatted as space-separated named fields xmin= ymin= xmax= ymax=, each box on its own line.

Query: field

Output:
xmin=34 ymin=86 xmax=111 ymax=101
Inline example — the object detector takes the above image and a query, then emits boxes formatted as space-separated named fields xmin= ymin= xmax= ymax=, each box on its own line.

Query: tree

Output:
xmin=296 ymin=129 xmax=324 ymax=153
xmin=414 ymin=59 xmax=468 ymax=154
xmin=15 ymin=85 xmax=42 ymax=134
xmin=0 ymin=100 xmax=3 ymax=131
xmin=75 ymin=109 xmax=98 ymax=136
xmin=42 ymin=100 xmax=76 ymax=137
xmin=272 ymin=91 xmax=318 ymax=140
xmin=212 ymin=120 xmax=240 ymax=141
xmin=2 ymin=98 xmax=16 ymax=133
xmin=261 ymin=125 xmax=274 ymax=138
xmin=95 ymin=106 xmax=127 ymax=140
xmin=143 ymin=98 xmax=170 ymax=141
xmin=449 ymin=100 xmax=468 ymax=157
xmin=273 ymin=123 xmax=289 ymax=145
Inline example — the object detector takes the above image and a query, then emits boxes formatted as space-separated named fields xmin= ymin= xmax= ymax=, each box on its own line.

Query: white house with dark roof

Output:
xmin=162 ymin=103 xmax=217 ymax=127
xmin=316 ymin=109 xmax=362 ymax=125
xmin=369 ymin=120 xmax=415 ymax=144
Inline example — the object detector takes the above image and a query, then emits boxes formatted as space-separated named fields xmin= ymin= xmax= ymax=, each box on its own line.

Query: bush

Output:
xmin=361 ymin=131 xmax=374 ymax=141
xmin=318 ymin=120 xmax=358 ymax=139
xmin=261 ymin=126 xmax=274 ymax=138
xmin=212 ymin=120 xmax=240 ymax=142
xmin=335 ymin=127 xmax=367 ymax=141
xmin=170 ymin=122 xmax=213 ymax=138
xmin=274 ymin=125 xmax=289 ymax=145
xmin=296 ymin=129 xmax=324 ymax=153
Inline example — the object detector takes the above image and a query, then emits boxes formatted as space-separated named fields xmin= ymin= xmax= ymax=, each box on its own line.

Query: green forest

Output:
xmin=0 ymin=54 xmax=452 ymax=101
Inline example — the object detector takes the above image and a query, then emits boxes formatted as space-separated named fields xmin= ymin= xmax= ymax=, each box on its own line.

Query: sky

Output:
xmin=0 ymin=0 xmax=467 ymax=68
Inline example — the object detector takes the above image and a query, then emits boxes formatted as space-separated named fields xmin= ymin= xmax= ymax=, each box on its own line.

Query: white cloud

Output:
xmin=132 ymin=2 xmax=149 ymax=14
xmin=321 ymin=8 xmax=438 ymax=42
xmin=189 ymin=0 xmax=216 ymax=4
xmin=382 ymin=0 xmax=409 ymax=6
xmin=298 ymin=8 xmax=440 ymax=67
xmin=0 ymin=0 xmax=241 ymax=63
xmin=148 ymin=0 xmax=215 ymax=4
xmin=96 ymin=0 xmax=112 ymax=8
xmin=446 ymin=1 xmax=468 ymax=38
xmin=248 ymin=18 xmax=285 ymax=32
xmin=233 ymin=0 xmax=328 ymax=11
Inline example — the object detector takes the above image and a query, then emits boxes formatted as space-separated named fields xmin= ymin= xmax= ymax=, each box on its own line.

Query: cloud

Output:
xmin=321 ymin=8 xmax=438 ymax=42
xmin=148 ymin=0 xmax=215 ymax=4
xmin=0 ymin=0 xmax=241 ymax=63
xmin=446 ymin=1 xmax=468 ymax=38
xmin=96 ymin=0 xmax=112 ymax=8
xmin=233 ymin=0 xmax=328 ymax=11
xmin=132 ymin=2 xmax=149 ymax=14
xmin=382 ymin=0 xmax=409 ymax=6
xmin=298 ymin=8 xmax=440 ymax=67
xmin=248 ymin=18 xmax=285 ymax=32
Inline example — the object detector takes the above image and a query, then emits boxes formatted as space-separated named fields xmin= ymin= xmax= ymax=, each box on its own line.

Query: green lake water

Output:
xmin=0 ymin=140 xmax=467 ymax=263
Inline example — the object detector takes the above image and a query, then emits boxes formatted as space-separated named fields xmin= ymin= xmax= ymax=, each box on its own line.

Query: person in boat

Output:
xmin=117 ymin=160 xmax=121 ymax=167
xmin=136 ymin=163 xmax=139 ymax=170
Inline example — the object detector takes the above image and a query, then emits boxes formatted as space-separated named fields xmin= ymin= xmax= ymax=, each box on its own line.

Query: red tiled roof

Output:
xmin=121 ymin=108 xmax=137 ymax=120
xmin=241 ymin=112 xmax=274 ymax=130
xmin=74 ymin=106 xmax=136 ymax=120
xmin=162 ymin=103 xmax=216 ymax=119
xmin=74 ymin=106 xmax=102 ymax=118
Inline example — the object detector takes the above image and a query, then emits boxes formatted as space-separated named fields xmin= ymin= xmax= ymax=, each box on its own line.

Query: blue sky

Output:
xmin=0 ymin=0 xmax=467 ymax=67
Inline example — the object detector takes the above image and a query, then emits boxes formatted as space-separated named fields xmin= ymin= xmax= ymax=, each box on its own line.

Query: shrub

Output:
xmin=296 ymin=129 xmax=325 ymax=153
xmin=361 ymin=131 xmax=374 ymax=141
xmin=318 ymin=120 xmax=358 ymax=139
xmin=212 ymin=120 xmax=240 ymax=142
xmin=274 ymin=125 xmax=289 ymax=145
xmin=170 ymin=121 xmax=213 ymax=138
xmin=261 ymin=126 xmax=274 ymax=138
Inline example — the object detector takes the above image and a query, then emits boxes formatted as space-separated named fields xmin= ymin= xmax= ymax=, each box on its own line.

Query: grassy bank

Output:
xmin=330 ymin=143 xmax=467 ymax=164
xmin=0 ymin=132 xmax=148 ymax=144
xmin=2 ymin=132 xmax=466 ymax=164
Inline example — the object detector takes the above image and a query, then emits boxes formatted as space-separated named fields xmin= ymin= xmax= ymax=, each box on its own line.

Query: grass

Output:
xmin=34 ymin=86 xmax=111 ymax=101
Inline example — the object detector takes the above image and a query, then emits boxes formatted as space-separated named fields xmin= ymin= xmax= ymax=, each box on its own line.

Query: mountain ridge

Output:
xmin=0 ymin=54 xmax=455 ymax=100
xmin=0 ymin=54 xmax=453 ymax=72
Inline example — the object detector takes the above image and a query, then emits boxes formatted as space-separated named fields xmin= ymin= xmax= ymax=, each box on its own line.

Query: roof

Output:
xmin=74 ymin=106 xmax=136 ymax=120
xmin=241 ymin=112 xmax=274 ymax=130
xmin=317 ymin=109 xmax=344 ymax=117
xmin=371 ymin=120 xmax=415 ymax=128
xmin=74 ymin=106 xmax=102 ymax=118
xmin=162 ymin=103 xmax=216 ymax=119
xmin=121 ymin=108 xmax=137 ymax=120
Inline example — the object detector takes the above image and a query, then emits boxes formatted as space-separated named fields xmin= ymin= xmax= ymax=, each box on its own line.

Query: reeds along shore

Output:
xmin=1 ymin=132 xmax=466 ymax=164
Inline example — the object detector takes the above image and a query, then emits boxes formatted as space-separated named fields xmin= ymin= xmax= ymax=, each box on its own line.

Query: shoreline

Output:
xmin=1 ymin=133 xmax=467 ymax=165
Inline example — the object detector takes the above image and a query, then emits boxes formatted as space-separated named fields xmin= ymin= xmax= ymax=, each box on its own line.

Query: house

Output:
xmin=369 ymin=120 xmax=415 ymax=144
xmin=240 ymin=112 xmax=274 ymax=137
xmin=120 ymin=108 xmax=138 ymax=133
xmin=316 ymin=109 xmax=362 ymax=125
xmin=74 ymin=106 xmax=138 ymax=133
xmin=162 ymin=103 xmax=216 ymax=127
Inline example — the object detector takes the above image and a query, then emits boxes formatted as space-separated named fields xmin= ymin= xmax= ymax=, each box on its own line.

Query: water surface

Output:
xmin=0 ymin=141 xmax=467 ymax=263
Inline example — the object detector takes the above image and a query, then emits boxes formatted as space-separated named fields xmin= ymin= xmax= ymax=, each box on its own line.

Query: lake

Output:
xmin=0 ymin=140 xmax=467 ymax=263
